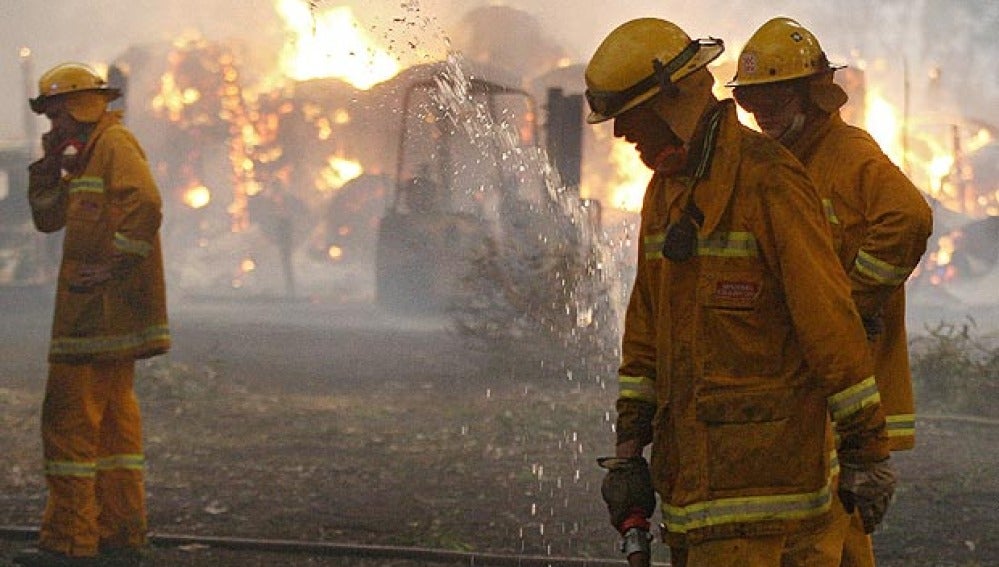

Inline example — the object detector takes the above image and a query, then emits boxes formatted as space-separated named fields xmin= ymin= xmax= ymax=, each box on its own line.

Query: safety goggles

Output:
xmin=586 ymin=38 xmax=724 ymax=119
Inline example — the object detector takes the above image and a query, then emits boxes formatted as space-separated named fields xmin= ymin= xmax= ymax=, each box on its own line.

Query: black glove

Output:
xmin=27 ymin=156 xmax=66 ymax=220
xmin=597 ymin=456 xmax=656 ymax=531
xmin=839 ymin=458 xmax=896 ymax=533
xmin=28 ymin=155 xmax=61 ymax=182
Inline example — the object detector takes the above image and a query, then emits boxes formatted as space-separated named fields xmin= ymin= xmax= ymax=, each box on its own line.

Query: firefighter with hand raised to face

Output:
xmin=728 ymin=17 xmax=933 ymax=566
xmin=586 ymin=18 xmax=895 ymax=566
xmin=15 ymin=62 xmax=169 ymax=567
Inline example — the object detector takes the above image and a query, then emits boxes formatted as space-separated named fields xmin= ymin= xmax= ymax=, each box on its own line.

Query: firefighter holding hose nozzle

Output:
xmin=598 ymin=456 xmax=655 ymax=566
xmin=586 ymin=18 xmax=895 ymax=566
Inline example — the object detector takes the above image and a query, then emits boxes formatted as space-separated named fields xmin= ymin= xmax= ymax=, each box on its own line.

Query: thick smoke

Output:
xmin=2 ymin=0 xmax=996 ymax=312
xmin=4 ymin=0 xmax=997 ymax=140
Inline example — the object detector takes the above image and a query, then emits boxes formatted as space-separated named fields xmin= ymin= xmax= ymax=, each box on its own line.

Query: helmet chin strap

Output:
xmin=776 ymin=113 xmax=806 ymax=146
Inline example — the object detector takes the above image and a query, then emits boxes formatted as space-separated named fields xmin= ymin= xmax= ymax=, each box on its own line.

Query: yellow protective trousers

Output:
xmin=840 ymin=510 xmax=876 ymax=567
xmin=679 ymin=524 xmax=843 ymax=567
xmin=40 ymin=360 xmax=147 ymax=557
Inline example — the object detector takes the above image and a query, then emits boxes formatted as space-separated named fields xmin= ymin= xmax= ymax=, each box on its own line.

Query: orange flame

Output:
xmin=317 ymin=155 xmax=363 ymax=192
xmin=606 ymin=140 xmax=649 ymax=212
xmin=596 ymin=84 xmax=996 ymax=219
xmin=276 ymin=0 xmax=401 ymax=89
xmin=864 ymin=90 xmax=995 ymax=216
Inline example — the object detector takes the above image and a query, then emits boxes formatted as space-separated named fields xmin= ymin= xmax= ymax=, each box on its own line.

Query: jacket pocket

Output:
xmin=697 ymin=268 xmax=786 ymax=378
xmin=697 ymin=388 xmax=809 ymax=493
xmin=54 ymin=283 xmax=104 ymax=337
xmin=63 ymin=192 xmax=110 ymax=260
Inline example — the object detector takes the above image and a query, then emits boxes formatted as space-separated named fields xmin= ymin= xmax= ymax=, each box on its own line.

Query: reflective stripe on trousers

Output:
xmin=668 ymin=493 xmax=850 ymax=566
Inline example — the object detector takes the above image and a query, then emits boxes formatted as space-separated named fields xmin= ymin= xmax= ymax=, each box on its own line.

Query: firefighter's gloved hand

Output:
xmin=70 ymin=262 xmax=114 ymax=292
xmin=71 ymin=252 xmax=144 ymax=292
xmin=28 ymin=156 xmax=62 ymax=184
xmin=838 ymin=458 xmax=896 ymax=534
xmin=28 ymin=157 xmax=66 ymax=221
xmin=41 ymin=130 xmax=65 ymax=157
xmin=597 ymin=456 xmax=656 ymax=532
xmin=40 ymin=130 xmax=85 ymax=174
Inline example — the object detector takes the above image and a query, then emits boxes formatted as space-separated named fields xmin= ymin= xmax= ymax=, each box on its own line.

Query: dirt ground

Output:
xmin=1 ymin=286 xmax=997 ymax=566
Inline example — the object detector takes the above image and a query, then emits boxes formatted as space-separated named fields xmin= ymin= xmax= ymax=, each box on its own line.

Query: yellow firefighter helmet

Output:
xmin=29 ymin=62 xmax=121 ymax=120
xmin=585 ymin=18 xmax=724 ymax=124
xmin=726 ymin=17 xmax=844 ymax=87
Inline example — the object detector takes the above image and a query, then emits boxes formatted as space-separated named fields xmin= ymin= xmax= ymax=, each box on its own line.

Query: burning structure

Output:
xmin=2 ymin=1 xmax=995 ymax=310
xmin=96 ymin=3 xmax=604 ymax=313
xmin=68 ymin=0 xmax=615 ymax=356
xmin=110 ymin=18 xmax=391 ymax=298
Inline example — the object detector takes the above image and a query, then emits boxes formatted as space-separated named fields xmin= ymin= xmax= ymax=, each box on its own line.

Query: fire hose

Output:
xmin=0 ymin=526 xmax=670 ymax=566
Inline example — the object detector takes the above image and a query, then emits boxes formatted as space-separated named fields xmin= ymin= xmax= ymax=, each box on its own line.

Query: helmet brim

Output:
xmin=29 ymin=96 xmax=46 ymax=115
xmin=586 ymin=89 xmax=659 ymax=124
xmin=668 ymin=41 xmax=725 ymax=84
xmin=29 ymin=88 xmax=123 ymax=115
xmin=725 ymin=62 xmax=846 ymax=88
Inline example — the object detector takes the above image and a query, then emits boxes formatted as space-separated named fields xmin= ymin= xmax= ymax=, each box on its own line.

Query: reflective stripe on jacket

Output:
xmin=29 ymin=111 xmax=170 ymax=363
xmin=789 ymin=114 xmax=933 ymax=450
xmin=616 ymin=101 xmax=889 ymax=544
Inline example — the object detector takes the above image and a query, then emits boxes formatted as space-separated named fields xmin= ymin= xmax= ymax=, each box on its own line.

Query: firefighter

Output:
xmin=728 ymin=18 xmax=933 ymax=566
xmin=16 ymin=62 xmax=169 ymax=567
xmin=586 ymin=19 xmax=896 ymax=566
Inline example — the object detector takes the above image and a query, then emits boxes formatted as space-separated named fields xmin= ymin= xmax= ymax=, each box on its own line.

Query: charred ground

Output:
xmin=1 ymin=288 xmax=997 ymax=566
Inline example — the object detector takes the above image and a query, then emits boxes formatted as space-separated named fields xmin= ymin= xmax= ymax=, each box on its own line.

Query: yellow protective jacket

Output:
xmin=788 ymin=113 xmax=932 ymax=450
xmin=28 ymin=111 xmax=170 ymax=363
xmin=616 ymin=101 xmax=889 ymax=544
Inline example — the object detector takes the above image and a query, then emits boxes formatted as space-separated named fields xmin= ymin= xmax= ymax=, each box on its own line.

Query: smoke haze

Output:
xmin=3 ymin=0 xmax=997 ymax=141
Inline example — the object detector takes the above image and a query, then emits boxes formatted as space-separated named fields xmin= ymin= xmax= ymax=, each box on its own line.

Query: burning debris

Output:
xmin=6 ymin=0 xmax=994 ymax=310
xmin=41 ymin=0 xmax=603 ymax=345
xmin=114 ymin=17 xmax=380 ymax=297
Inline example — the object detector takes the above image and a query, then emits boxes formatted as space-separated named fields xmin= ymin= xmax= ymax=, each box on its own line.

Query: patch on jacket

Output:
xmin=713 ymin=280 xmax=760 ymax=303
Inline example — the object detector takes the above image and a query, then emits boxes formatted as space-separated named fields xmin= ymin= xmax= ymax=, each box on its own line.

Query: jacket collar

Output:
xmin=682 ymin=99 xmax=723 ymax=178
xmin=689 ymin=99 xmax=741 ymax=237
xmin=77 ymin=111 xmax=124 ymax=168
xmin=786 ymin=111 xmax=841 ymax=164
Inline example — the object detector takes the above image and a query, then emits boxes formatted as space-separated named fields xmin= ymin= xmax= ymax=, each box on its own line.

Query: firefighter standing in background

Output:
xmin=16 ymin=62 xmax=169 ymax=567
xmin=728 ymin=18 xmax=933 ymax=566
xmin=585 ymin=19 xmax=896 ymax=566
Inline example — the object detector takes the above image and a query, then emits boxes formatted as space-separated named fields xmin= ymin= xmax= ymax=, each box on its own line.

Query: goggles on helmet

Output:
xmin=585 ymin=38 xmax=724 ymax=119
